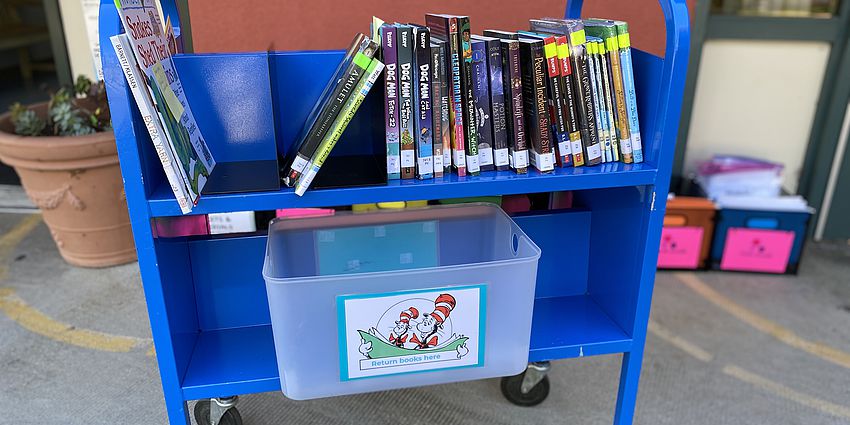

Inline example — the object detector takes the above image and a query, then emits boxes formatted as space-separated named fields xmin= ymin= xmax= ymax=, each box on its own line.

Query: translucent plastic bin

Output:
xmin=263 ymin=203 xmax=541 ymax=400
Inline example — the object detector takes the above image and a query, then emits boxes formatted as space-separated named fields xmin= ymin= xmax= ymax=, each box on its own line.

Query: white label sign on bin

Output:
xmin=338 ymin=285 xmax=485 ymax=380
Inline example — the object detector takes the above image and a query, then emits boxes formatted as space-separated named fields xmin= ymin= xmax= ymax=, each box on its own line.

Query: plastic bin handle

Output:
xmin=746 ymin=217 xmax=780 ymax=230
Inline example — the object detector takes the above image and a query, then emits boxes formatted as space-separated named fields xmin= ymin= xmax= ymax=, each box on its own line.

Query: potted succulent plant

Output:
xmin=0 ymin=76 xmax=136 ymax=267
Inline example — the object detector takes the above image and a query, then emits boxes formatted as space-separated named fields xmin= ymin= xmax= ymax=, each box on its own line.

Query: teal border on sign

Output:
xmin=337 ymin=284 xmax=488 ymax=382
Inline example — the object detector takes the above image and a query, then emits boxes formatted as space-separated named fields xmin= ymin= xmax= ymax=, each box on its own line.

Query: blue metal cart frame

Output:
xmin=99 ymin=0 xmax=689 ymax=423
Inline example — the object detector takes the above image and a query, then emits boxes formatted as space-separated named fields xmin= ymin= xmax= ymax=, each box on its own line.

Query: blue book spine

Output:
xmin=620 ymin=48 xmax=643 ymax=163
xmin=382 ymin=25 xmax=401 ymax=180
xmin=471 ymin=39 xmax=494 ymax=171
xmin=413 ymin=26 xmax=433 ymax=179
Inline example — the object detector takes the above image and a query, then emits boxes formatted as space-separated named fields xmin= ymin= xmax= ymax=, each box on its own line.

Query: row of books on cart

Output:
xmin=283 ymin=14 xmax=646 ymax=196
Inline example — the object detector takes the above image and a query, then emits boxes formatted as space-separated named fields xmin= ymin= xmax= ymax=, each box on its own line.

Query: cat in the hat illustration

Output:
xmin=410 ymin=294 xmax=469 ymax=358
xmin=388 ymin=307 xmax=418 ymax=348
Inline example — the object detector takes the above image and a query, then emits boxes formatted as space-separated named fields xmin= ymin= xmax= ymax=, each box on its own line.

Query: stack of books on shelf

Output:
xmin=376 ymin=15 xmax=645 ymax=183
xmin=281 ymin=14 xmax=645 ymax=195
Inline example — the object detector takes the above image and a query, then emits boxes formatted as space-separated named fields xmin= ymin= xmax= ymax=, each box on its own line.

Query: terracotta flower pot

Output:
xmin=0 ymin=103 xmax=136 ymax=267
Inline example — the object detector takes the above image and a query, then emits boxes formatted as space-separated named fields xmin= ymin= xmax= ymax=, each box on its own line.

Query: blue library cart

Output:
xmin=99 ymin=0 xmax=689 ymax=423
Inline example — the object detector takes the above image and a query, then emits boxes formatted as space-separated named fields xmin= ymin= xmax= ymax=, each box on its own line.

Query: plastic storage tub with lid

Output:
xmin=263 ymin=203 xmax=541 ymax=400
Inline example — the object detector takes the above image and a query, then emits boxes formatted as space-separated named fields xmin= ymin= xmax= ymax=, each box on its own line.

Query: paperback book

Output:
xmin=115 ymin=0 xmax=215 ymax=213
xmin=381 ymin=25 xmax=401 ymax=179
xmin=471 ymin=38 xmax=495 ymax=171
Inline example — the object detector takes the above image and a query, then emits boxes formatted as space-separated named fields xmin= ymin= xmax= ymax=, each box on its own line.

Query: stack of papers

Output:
xmin=696 ymin=155 xmax=784 ymax=199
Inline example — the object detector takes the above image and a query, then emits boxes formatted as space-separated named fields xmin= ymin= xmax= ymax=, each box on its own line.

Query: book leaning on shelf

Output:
xmin=113 ymin=0 xmax=215 ymax=214
xmin=295 ymin=58 xmax=386 ymax=196
xmin=284 ymin=34 xmax=379 ymax=187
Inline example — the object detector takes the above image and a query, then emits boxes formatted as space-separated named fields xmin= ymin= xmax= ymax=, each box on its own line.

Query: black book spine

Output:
xmin=412 ymin=26 xmax=433 ymax=179
xmin=397 ymin=25 xmax=416 ymax=179
xmin=382 ymin=25 xmax=401 ymax=179
xmin=502 ymin=39 xmax=528 ymax=173
xmin=519 ymin=39 xmax=554 ymax=173
xmin=457 ymin=16 xmax=479 ymax=174
xmin=285 ymin=40 xmax=377 ymax=186
xmin=486 ymin=38 xmax=509 ymax=171
xmin=542 ymin=36 xmax=572 ymax=167
xmin=555 ymin=36 xmax=584 ymax=166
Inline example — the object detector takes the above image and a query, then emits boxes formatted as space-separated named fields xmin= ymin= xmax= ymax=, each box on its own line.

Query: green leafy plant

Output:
xmin=8 ymin=76 xmax=111 ymax=137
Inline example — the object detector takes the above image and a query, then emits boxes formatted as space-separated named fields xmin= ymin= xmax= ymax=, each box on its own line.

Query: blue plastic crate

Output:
xmin=711 ymin=208 xmax=812 ymax=274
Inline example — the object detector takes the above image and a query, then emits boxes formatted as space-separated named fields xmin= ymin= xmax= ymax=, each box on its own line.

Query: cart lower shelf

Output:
xmin=180 ymin=294 xmax=632 ymax=400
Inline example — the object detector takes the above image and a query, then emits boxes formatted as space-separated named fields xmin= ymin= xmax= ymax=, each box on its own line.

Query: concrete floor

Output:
xmin=0 ymin=212 xmax=848 ymax=424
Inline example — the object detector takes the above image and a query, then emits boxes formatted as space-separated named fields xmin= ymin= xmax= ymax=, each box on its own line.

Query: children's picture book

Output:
xmin=111 ymin=33 xmax=191 ymax=213
xmin=115 ymin=0 xmax=215 ymax=213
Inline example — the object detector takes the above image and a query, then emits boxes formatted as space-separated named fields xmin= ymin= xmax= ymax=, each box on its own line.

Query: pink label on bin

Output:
xmin=657 ymin=226 xmax=704 ymax=269
xmin=720 ymin=228 xmax=794 ymax=273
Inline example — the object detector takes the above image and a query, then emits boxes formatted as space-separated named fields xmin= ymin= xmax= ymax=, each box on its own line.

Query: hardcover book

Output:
xmin=614 ymin=20 xmax=643 ymax=163
xmin=596 ymin=39 xmax=621 ymax=162
xmin=518 ymin=37 xmax=554 ymax=172
xmin=396 ymin=24 xmax=416 ymax=178
xmin=477 ymin=35 xmax=510 ymax=170
xmin=456 ymin=16 xmax=480 ymax=174
xmin=471 ymin=38 xmax=495 ymax=171
xmin=554 ymin=35 xmax=584 ymax=166
xmin=381 ymin=24 xmax=401 ymax=179
xmin=483 ymin=30 xmax=527 ymax=173
xmin=425 ymin=14 xmax=467 ymax=176
xmin=431 ymin=40 xmax=446 ymax=177
xmin=586 ymin=38 xmax=611 ymax=162
xmin=434 ymin=39 xmax=452 ymax=174
xmin=295 ymin=59 xmax=385 ymax=195
xmin=530 ymin=18 xmax=602 ymax=165
xmin=518 ymin=31 xmax=572 ymax=167
xmin=586 ymin=20 xmax=633 ymax=163
xmin=412 ymin=25 xmax=434 ymax=179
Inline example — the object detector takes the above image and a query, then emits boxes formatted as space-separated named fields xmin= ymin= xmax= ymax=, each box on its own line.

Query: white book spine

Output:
xmin=111 ymin=34 xmax=192 ymax=214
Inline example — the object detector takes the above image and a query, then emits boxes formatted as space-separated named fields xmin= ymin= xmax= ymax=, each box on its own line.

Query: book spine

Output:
xmin=618 ymin=27 xmax=643 ymax=163
xmin=587 ymin=41 xmax=610 ymax=163
xmin=605 ymin=34 xmax=633 ymax=163
xmin=111 ymin=34 xmax=192 ymax=214
xmin=437 ymin=41 xmax=452 ymax=174
xmin=598 ymin=41 xmax=621 ymax=162
xmin=542 ymin=36 xmax=572 ymax=167
xmin=430 ymin=42 xmax=444 ymax=177
xmin=487 ymin=39 xmax=509 ymax=171
xmin=458 ymin=17 xmax=480 ymax=174
xmin=471 ymin=40 xmax=495 ymax=171
xmin=286 ymin=41 xmax=377 ymax=186
xmin=296 ymin=60 xmax=384 ymax=196
xmin=555 ymin=36 xmax=584 ymax=166
xmin=413 ymin=27 xmax=433 ymax=179
xmin=570 ymin=30 xmax=603 ymax=165
xmin=397 ymin=26 xmax=416 ymax=178
xmin=503 ymin=41 xmax=528 ymax=173
xmin=382 ymin=26 xmax=401 ymax=179
xmin=521 ymin=40 xmax=554 ymax=173
xmin=426 ymin=15 xmax=466 ymax=176
xmin=284 ymin=34 xmax=366 ymax=176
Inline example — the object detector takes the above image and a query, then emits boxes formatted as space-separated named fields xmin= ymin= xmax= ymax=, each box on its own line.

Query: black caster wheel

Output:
xmin=194 ymin=400 xmax=243 ymax=425
xmin=500 ymin=371 xmax=550 ymax=407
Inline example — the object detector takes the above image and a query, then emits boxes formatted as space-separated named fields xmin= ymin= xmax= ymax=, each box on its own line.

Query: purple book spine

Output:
xmin=382 ymin=25 xmax=401 ymax=180
xmin=471 ymin=39 xmax=494 ymax=171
